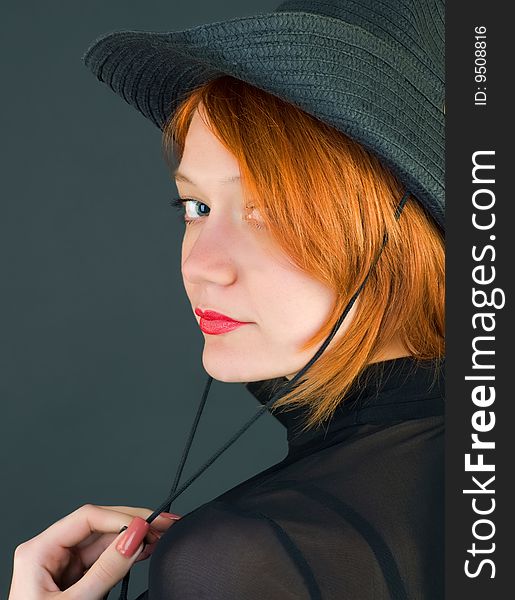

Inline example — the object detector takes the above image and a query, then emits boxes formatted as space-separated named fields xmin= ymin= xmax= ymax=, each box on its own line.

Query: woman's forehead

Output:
xmin=177 ymin=119 xmax=242 ymax=189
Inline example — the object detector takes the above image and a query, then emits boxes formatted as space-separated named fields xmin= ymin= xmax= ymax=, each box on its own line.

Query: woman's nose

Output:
xmin=181 ymin=218 xmax=240 ymax=287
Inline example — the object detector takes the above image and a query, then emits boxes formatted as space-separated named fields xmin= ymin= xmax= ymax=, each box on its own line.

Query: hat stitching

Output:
xmin=180 ymin=24 xmax=443 ymax=86
xmin=106 ymin=39 xmax=442 ymax=150
xmin=416 ymin=3 xmax=443 ymax=57
xmin=219 ymin=34 xmax=442 ymax=94
xmin=100 ymin=41 xmax=143 ymax=94
xmin=393 ymin=0 xmax=443 ymax=37
xmin=132 ymin=31 xmax=442 ymax=105
xmin=224 ymin=49 xmax=443 ymax=133
xmin=131 ymin=54 xmax=168 ymax=118
xmin=118 ymin=47 xmax=155 ymax=104
xmin=283 ymin=84 xmax=444 ymax=162
xmin=142 ymin=56 xmax=175 ymax=125
xmin=297 ymin=0 xmax=441 ymax=74
xmin=175 ymin=37 xmax=443 ymax=125
xmin=311 ymin=105 xmax=443 ymax=183
xmin=244 ymin=75 xmax=443 ymax=166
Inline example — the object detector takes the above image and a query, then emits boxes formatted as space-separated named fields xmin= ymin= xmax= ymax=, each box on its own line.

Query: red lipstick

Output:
xmin=195 ymin=308 xmax=251 ymax=335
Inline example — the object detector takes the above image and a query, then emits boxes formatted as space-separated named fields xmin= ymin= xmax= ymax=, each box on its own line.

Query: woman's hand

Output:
xmin=8 ymin=504 xmax=182 ymax=600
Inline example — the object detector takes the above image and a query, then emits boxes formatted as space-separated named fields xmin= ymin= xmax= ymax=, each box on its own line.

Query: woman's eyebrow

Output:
xmin=174 ymin=170 xmax=241 ymax=185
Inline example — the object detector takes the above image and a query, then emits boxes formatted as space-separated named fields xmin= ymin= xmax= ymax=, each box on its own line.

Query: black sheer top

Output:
xmin=136 ymin=356 xmax=444 ymax=599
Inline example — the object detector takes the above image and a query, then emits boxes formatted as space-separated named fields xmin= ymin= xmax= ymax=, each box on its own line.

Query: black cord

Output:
xmin=115 ymin=377 xmax=213 ymax=599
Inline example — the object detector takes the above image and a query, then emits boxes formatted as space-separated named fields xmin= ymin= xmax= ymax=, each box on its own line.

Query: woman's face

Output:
xmin=175 ymin=107 xmax=356 ymax=383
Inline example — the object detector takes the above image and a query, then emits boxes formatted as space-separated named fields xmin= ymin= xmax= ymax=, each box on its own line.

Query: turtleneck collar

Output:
xmin=244 ymin=356 xmax=445 ymax=454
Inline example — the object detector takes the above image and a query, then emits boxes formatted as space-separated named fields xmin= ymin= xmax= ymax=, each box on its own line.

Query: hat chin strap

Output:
xmin=107 ymin=189 xmax=411 ymax=600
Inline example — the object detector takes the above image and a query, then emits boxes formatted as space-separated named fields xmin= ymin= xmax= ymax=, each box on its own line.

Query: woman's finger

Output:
xmin=30 ymin=504 xmax=178 ymax=554
xmin=78 ymin=524 xmax=164 ymax=569
xmin=62 ymin=521 xmax=146 ymax=600
xmin=74 ymin=532 xmax=119 ymax=571
xmin=29 ymin=505 xmax=137 ymax=553
xmin=95 ymin=506 xmax=182 ymax=533
xmin=95 ymin=505 xmax=153 ymax=517
xmin=145 ymin=512 xmax=182 ymax=534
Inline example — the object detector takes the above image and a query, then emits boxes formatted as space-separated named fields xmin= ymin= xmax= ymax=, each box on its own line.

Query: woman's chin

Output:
xmin=200 ymin=350 xmax=286 ymax=384
xmin=201 ymin=351 xmax=247 ymax=383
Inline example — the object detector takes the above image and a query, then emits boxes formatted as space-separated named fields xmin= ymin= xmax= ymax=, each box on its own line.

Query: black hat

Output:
xmin=81 ymin=6 xmax=444 ymax=598
xmin=82 ymin=0 xmax=445 ymax=230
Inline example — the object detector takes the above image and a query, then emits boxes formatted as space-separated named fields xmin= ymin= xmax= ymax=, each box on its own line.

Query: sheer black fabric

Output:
xmin=135 ymin=356 xmax=444 ymax=599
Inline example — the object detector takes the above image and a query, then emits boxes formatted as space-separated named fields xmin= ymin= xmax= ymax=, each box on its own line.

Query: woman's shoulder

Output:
xmin=147 ymin=499 xmax=316 ymax=599
xmin=148 ymin=492 xmax=443 ymax=598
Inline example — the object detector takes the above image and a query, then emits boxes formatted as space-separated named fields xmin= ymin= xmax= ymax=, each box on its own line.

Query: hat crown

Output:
xmin=275 ymin=0 xmax=444 ymax=81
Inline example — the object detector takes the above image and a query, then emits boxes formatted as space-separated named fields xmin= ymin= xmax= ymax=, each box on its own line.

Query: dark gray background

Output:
xmin=0 ymin=1 xmax=282 ymax=597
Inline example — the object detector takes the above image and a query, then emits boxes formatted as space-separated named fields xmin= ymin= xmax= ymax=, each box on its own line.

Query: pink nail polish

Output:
xmin=159 ymin=511 xmax=182 ymax=520
xmin=116 ymin=516 xmax=150 ymax=558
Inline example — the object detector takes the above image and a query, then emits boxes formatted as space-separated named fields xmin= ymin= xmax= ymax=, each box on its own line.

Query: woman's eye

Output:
xmin=169 ymin=196 xmax=265 ymax=230
xmin=169 ymin=197 xmax=209 ymax=225
xmin=184 ymin=199 xmax=210 ymax=221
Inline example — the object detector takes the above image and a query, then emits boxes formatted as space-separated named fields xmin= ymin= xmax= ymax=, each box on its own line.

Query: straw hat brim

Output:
xmin=82 ymin=12 xmax=444 ymax=230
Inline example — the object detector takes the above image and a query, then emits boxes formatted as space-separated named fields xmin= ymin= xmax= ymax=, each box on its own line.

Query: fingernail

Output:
xmin=116 ymin=516 xmax=150 ymax=558
xmin=159 ymin=512 xmax=182 ymax=520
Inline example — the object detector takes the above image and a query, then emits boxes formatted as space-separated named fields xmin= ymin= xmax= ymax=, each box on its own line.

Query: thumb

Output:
xmin=65 ymin=517 xmax=148 ymax=600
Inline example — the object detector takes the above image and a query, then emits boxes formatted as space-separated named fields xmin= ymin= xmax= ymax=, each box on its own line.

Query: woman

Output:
xmin=8 ymin=0 xmax=445 ymax=598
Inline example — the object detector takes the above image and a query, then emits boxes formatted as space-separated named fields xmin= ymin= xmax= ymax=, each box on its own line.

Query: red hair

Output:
xmin=162 ymin=75 xmax=445 ymax=431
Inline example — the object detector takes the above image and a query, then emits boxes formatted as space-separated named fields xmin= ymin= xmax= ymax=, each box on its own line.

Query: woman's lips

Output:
xmin=195 ymin=308 xmax=251 ymax=336
xmin=198 ymin=319 xmax=249 ymax=335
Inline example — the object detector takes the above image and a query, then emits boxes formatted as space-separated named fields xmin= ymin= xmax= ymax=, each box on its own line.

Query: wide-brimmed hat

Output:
xmin=82 ymin=0 xmax=445 ymax=230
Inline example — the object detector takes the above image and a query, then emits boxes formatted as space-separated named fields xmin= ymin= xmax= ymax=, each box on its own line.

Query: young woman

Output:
xmin=8 ymin=1 xmax=445 ymax=598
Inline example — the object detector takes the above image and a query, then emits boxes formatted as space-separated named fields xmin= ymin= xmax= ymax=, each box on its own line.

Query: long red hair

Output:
xmin=162 ymin=75 xmax=445 ymax=431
